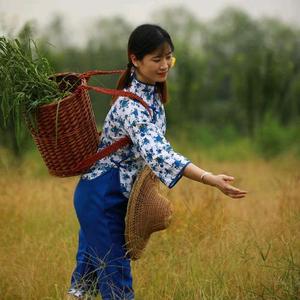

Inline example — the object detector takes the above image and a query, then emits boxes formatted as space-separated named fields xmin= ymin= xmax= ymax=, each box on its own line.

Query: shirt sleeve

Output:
xmin=116 ymin=97 xmax=191 ymax=188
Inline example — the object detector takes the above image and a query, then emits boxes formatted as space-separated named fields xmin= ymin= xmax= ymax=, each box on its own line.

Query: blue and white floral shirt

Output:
xmin=81 ymin=73 xmax=190 ymax=198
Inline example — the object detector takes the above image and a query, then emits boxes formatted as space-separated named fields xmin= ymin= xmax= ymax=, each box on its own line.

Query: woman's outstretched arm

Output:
xmin=183 ymin=163 xmax=248 ymax=199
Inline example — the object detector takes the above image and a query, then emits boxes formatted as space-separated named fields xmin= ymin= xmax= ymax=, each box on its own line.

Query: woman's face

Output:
xmin=131 ymin=42 xmax=173 ymax=85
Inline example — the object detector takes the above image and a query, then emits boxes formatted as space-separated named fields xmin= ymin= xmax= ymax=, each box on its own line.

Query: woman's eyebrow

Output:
xmin=152 ymin=51 xmax=172 ymax=58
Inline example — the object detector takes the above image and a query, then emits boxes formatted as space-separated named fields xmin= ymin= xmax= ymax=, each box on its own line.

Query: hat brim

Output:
xmin=125 ymin=166 xmax=152 ymax=260
xmin=125 ymin=165 xmax=173 ymax=260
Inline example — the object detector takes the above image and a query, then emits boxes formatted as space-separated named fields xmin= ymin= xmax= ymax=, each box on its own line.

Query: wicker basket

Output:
xmin=26 ymin=70 xmax=151 ymax=177
xmin=27 ymin=70 xmax=149 ymax=177
xmin=28 ymin=72 xmax=99 ymax=177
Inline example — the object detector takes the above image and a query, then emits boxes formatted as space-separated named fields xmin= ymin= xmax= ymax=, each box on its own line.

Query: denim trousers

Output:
xmin=69 ymin=168 xmax=134 ymax=300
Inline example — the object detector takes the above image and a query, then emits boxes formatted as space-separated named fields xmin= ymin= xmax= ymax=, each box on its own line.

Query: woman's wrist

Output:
xmin=183 ymin=164 xmax=216 ymax=186
xmin=200 ymin=171 xmax=212 ymax=183
xmin=201 ymin=172 xmax=216 ymax=186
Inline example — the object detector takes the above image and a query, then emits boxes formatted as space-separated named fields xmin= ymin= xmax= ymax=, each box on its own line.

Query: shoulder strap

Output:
xmin=71 ymin=70 xmax=151 ymax=174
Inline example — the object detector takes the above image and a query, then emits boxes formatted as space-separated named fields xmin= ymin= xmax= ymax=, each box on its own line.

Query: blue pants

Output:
xmin=70 ymin=168 xmax=134 ymax=300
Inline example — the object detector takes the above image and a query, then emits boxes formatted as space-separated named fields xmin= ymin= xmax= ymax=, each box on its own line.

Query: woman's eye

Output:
xmin=153 ymin=59 xmax=160 ymax=63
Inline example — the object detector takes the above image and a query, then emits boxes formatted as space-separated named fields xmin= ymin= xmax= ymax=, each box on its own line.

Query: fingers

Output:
xmin=223 ymin=184 xmax=248 ymax=199
xmin=216 ymin=175 xmax=248 ymax=199
xmin=228 ymin=193 xmax=247 ymax=199
xmin=223 ymin=175 xmax=235 ymax=182
xmin=224 ymin=189 xmax=247 ymax=198
xmin=225 ymin=184 xmax=247 ymax=194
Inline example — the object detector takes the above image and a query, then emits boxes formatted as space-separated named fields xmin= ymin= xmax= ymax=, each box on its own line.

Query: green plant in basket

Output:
xmin=0 ymin=36 xmax=74 ymax=143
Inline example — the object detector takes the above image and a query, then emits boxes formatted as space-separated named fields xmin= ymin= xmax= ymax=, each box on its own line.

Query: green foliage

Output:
xmin=158 ymin=7 xmax=300 ymax=137
xmin=1 ymin=7 xmax=300 ymax=161
xmin=0 ymin=35 xmax=70 ymax=143
xmin=254 ymin=114 xmax=300 ymax=159
xmin=168 ymin=122 xmax=255 ymax=162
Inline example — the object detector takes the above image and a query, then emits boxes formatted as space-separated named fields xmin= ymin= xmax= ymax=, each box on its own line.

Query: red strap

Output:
xmin=71 ymin=69 xmax=152 ymax=174
xmin=78 ymin=84 xmax=152 ymax=116
xmin=73 ymin=135 xmax=132 ymax=172
xmin=80 ymin=70 xmax=124 ymax=78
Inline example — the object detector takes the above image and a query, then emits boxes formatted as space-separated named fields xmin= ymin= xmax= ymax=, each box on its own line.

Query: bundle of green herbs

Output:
xmin=0 ymin=36 xmax=72 ymax=141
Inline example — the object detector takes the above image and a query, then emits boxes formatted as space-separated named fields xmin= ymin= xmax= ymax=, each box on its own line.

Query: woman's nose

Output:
xmin=160 ymin=59 xmax=168 ymax=70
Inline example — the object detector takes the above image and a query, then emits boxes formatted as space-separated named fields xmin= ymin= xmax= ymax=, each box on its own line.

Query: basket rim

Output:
xmin=38 ymin=72 xmax=85 ymax=110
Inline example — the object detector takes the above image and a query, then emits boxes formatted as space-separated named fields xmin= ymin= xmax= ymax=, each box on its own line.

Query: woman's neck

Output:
xmin=134 ymin=70 xmax=156 ymax=86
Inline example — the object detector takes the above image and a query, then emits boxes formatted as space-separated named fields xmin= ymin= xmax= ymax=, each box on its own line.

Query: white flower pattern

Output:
xmin=81 ymin=73 xmax=190 ymax=198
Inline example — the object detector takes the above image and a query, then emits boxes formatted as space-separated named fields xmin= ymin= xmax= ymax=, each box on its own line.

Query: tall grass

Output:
xmin=0 ymin=37 xmax=73 ymax=144
xmin=0 ymin=152 xmax=299 ymax=299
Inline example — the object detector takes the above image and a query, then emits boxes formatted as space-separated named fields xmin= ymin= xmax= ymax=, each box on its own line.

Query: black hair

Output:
xmin=128 ymin=24 xmax=174 ymax=61
xmin=114 ymin=24 xmax=174 ymax=104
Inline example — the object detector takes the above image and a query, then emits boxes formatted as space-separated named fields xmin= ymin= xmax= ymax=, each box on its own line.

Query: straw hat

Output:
xmin=125 ymin=165 xmax=173 ymax=260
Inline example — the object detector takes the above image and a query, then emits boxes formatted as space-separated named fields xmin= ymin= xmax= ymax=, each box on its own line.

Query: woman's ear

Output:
xmin=130 ymin=54 xmax=139 ymax=68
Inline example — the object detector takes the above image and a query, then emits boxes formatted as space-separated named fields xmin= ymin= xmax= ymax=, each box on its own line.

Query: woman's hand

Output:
xmin=183 ymin=163 xmax=248 ymax=199
xmin=203 ymin=173 xmax=247 ymax=199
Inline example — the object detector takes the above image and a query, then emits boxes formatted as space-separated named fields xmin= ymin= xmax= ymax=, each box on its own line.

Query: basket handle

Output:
xmin=77 ymin=84 xmax=151 ymax=116
xmin=80 ymin=70 xmax=124 ymax=79
xmin=77 ymin=69 xmax=152 ymax=115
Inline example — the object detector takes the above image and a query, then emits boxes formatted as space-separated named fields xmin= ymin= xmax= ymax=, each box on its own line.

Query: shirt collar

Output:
xmin=127 ymin=72 xmax=157 ymax=105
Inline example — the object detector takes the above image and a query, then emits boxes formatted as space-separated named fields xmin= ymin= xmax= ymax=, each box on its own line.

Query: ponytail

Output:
xmin=156 ymin=82 xmax=168 ymax=104
xmin=111 ymin=62 xmax=133 ymax=103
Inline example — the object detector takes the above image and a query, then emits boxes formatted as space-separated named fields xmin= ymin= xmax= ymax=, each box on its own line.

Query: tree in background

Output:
xmin=1 ymin=6 xmax=299 ymax=160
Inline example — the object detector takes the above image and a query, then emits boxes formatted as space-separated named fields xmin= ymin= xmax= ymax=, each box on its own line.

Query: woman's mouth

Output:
xmin=158 ymin=71 xmax=168 ymax=77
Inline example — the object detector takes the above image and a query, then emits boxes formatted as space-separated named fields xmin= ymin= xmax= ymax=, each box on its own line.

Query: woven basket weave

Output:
xmin=26 ymin=70 xmax=150 ymax=177
xmin=125 ymin=165 xmax=173 ymax=260
xmin=28 ymin=73 xmax=99 ymax=177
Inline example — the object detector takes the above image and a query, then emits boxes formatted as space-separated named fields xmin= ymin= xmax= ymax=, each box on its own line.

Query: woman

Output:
xmin=67 ymin=24 xmax=247 ymax=300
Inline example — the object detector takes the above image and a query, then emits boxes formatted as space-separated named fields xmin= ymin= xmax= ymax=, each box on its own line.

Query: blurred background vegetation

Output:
xmin=1 ymin=6 xmax=300 ymax=165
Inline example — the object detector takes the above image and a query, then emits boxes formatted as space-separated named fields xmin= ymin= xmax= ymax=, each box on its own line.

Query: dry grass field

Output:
xmin=0 ymin=152 xmax=299 ymax=299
